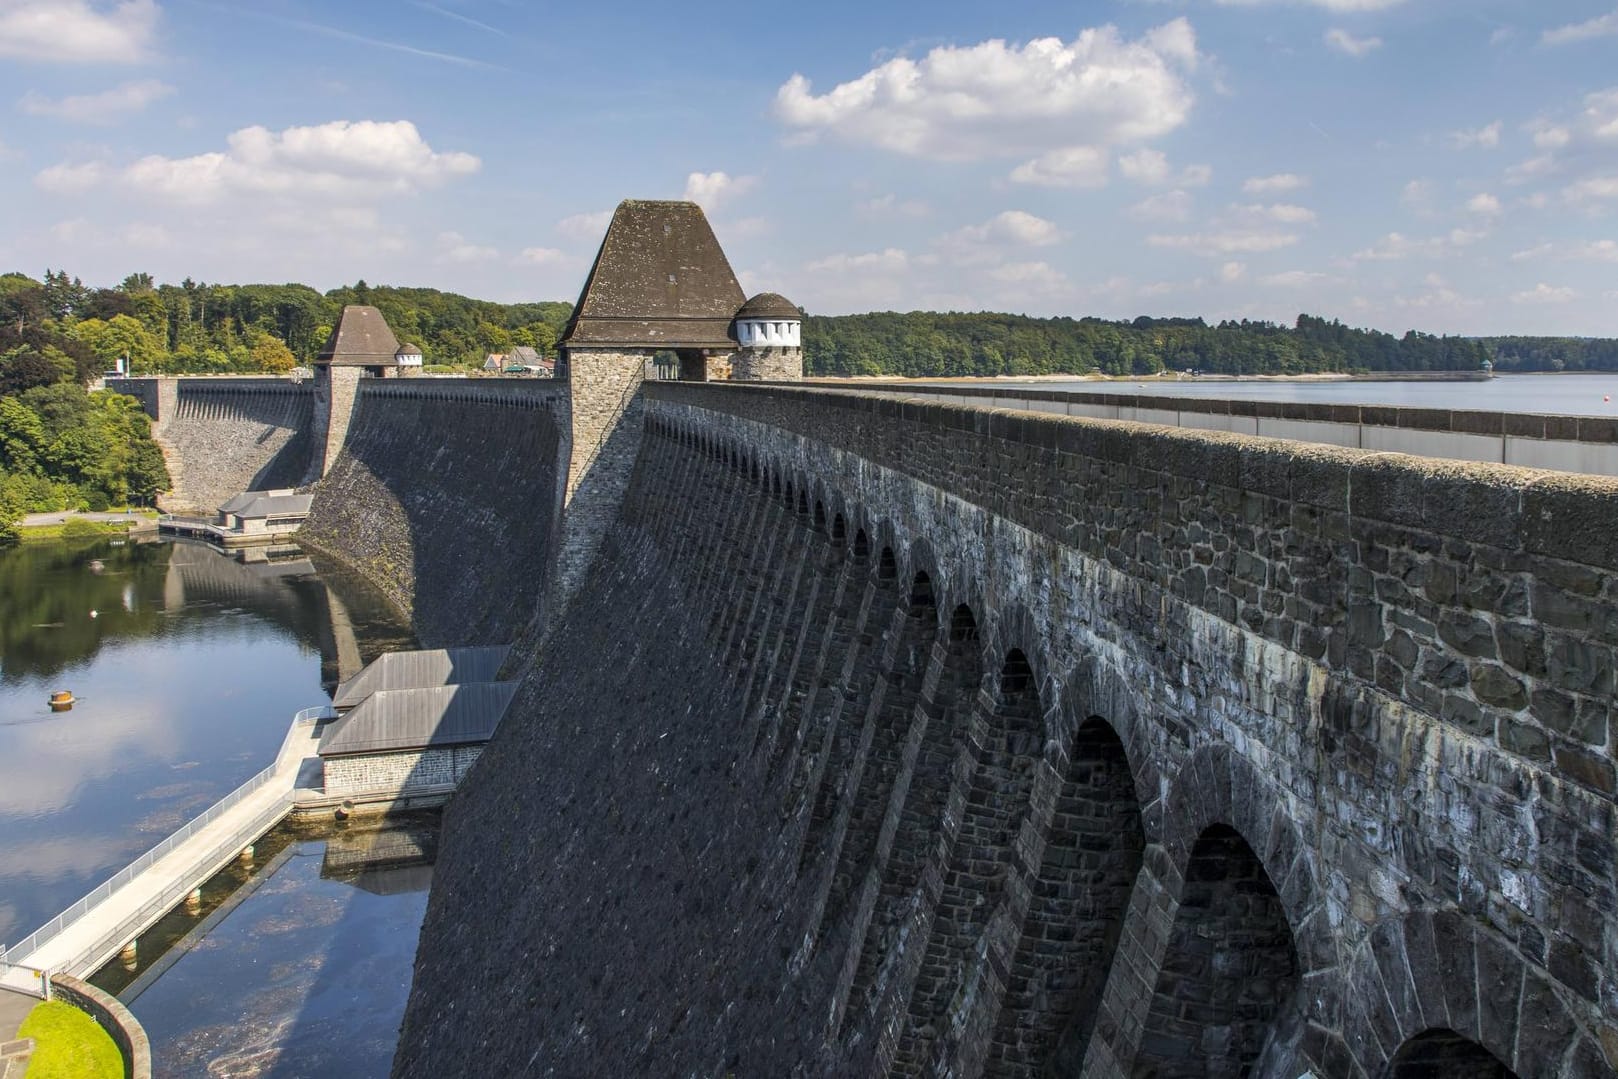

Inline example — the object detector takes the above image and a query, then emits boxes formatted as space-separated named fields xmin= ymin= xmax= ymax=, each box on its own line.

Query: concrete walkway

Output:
xmin=1 ymin=717 xmax=321 ymax=983
xmin=0 ymin=985 xmax=38 ymax=1079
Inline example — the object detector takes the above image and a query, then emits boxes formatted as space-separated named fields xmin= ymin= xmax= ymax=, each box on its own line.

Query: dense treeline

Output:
xmin=803 ymin=312 xmax=1494 ymax=378
xmin=1481 ymin=336 xmax=1618 ymax=373
xmin=0 ymin=270 xmax=572 ymax=375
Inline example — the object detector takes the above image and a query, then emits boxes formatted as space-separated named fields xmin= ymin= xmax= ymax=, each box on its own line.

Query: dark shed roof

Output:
xmin=318 ymin=682 xmax=517 ymax=756
xmin=560 ymin=200 xmax=746 ymax=351
xmin=333 ymin=645 xmax=511 ymax=709
xmin=737 ymin=292 xmax=801 ymax=320
xmin=317 ymin=305 xmax=401 ymax=366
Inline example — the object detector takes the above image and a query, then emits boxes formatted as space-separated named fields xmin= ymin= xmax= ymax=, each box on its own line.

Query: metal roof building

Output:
xmin=332 ymin=645 xmax=511 ymax=710
xmin=318 ymin=682 xmax=518 ymax=757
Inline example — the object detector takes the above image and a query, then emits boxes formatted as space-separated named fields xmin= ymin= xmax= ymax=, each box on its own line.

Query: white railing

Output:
xmin=0 ymin=958 xmax=51 ymax=999
xmin=0 ymin=706 xmax=334 ymax=970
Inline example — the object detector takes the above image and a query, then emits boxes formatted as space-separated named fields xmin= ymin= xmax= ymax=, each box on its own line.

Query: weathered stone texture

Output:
xmin=392 ymin=384 xmax=1616 ymax=1079
xmin=136 ymin=378 xmax=316 ymax=513
xmin=300 ymin=380 xmax=566 ymax=646
xmin=732 ymin=345 xmax=804 ymax=381
xmin=324 ymin=745 xmax=481 ymax=796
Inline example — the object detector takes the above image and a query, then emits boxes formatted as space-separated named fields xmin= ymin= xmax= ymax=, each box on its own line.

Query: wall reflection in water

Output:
xmin=0 ymin=536 xmax=414 ymax=943
xmin=95 ymin=813 xmax=438 ymax=1079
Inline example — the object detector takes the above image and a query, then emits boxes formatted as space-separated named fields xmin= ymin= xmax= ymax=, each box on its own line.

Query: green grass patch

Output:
xmin=17 ymin=999 xmax=123 ymax=1079
xmin=18 ymin=520 xmax=135 ymax=543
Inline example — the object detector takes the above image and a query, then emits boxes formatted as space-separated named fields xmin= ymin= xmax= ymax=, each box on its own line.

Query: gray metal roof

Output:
xmin=332 ymin=645 xmax=511 ymax=709
xmin=231 ymin=493 xmax=312 ymax=519
xmin=316 ymin=305 xmax=402 ymax=366
xmin=318 ymin=682 xmax=517 ymax=757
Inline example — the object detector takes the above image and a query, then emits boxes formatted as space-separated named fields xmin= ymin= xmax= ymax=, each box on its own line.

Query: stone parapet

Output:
xmin=49 ymin=974 xmax=151 ymax=1079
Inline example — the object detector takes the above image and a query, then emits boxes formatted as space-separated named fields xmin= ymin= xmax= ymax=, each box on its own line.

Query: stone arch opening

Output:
xmin=1135 ymin=823 xmax=1300 ymax=1079
xmin=796 ymin=487 xmax=810 ymax=516
xmin=675 ymin=348 xmax=709 ymax=381
xmin=899 ymin=645 xmax=1045 ymax=1071
xmin=852 ymin=528 xmax=870 ymax=561
xmin=878 ymin=546 xmax=898 ymax=581
xmin=814 ymin=500 xmax=827 ymax=532
xmin=1382 ymin=1029 xmax=1518 ymax=1078
xmin=987 ymin=715 xmax=1146 ymax=1075
xmin=831 ymin=513 xmax=846 ymax=546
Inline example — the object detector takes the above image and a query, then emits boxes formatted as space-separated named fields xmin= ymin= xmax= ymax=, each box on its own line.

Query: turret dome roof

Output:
xmin=736 ymin=292 xmax=801 ymax=320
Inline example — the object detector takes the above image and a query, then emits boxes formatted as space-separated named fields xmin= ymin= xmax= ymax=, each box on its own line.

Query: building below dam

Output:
xmin=112 ymin=200 xmax=1617 ymax=1078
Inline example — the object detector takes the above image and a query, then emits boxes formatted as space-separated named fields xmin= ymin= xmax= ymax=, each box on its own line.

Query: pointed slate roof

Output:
xmin=560 ymin=200 xmax=745 ymax=351
xmin=316 ymin=305 xmax=401 ymax=366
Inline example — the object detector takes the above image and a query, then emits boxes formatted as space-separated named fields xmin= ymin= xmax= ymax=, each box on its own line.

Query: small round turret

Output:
xmin=395 ymin=343 xmax=423 ymax=368
xmin=735 ymin=292 xmax=801 ymax=349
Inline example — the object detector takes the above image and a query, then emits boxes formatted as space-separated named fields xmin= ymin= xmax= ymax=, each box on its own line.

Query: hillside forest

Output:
xmin=3 ymin=267 xmax=1616 ymax=543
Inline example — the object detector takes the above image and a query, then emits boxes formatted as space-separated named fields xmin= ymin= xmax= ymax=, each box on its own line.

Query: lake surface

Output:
xmin=0 ymin=536 xmax=413 ymax=945
xmin=930 ymin=372 xmax=1618 ymax=417
xmin=93 ymin=813 xmax=437 ymax=1079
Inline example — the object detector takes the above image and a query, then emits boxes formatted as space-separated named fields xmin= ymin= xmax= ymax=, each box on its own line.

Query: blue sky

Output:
xmin=1 ymin=0 xmax=1616 ymax=336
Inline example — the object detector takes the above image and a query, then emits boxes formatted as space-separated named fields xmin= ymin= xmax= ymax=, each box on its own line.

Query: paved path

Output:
xmin=0 ymin=985 xmax=38 ymax=1079
xmin=1 ymin=718 xmax=320 ymax=983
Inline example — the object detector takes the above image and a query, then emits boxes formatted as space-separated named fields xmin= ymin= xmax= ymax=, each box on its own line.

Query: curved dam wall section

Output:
xmin=395 ymin=384 xmax=1618 ymax=1078
xmin=299 ymin=379 xmax=567 ymax=647
xmin=109 ymin=377 xmax=316 ymax=514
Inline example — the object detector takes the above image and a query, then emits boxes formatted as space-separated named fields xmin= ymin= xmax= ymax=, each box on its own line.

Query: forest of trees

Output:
xmin=801 ymin=312 xmax=1497 ymax=378
xmin=3 ymin=264 xmax=1615 ymax=544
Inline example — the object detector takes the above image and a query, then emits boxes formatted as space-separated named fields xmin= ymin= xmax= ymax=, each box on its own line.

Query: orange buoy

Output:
xmin=49 ymin=690 xmax=75 ymax=711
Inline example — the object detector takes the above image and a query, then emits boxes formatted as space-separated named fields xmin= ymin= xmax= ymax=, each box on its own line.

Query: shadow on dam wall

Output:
xmin=297 ymin=383 xmax=566 ymax=648
xmin=158 ymin=381 xmax=317 ymax=514
xmin=393 ymin=385 xmax=1618 ymax=1079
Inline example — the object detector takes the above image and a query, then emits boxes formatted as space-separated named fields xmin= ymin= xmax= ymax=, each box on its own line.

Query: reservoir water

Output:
xmin=941 ymin=371 xmax=1618 ymax=417
xmin=0 ymin=535 xmax=420 ymax=1075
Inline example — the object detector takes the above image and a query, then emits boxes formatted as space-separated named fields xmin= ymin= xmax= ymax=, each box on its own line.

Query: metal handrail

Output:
xmin=1 ymin=708 xmax=330 ymax=967
xmin=0 ymin=958 xmax=51 ymax=999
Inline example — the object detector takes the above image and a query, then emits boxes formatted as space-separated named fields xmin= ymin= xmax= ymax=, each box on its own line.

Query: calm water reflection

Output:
xmin=99 ymin=814 xmax=436 ymax=1079
xmin=0 ymin=537 xmax=413 ymax=944
xmin=946 ymin=372 xmax=1618 ymax=416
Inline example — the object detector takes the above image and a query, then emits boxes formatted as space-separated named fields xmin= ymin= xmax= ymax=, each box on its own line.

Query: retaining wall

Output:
xmin=395 ymin=383 xmax=1617 ymax=1078
xmin=299 ymin=380 xmax=567 ymax=647
xmin=50 ymin=974 xmax=152 ymax=1079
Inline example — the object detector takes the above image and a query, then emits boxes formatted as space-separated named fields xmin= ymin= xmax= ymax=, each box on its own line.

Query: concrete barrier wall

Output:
xmin=794 ymin=380 xmax=1618 ymax=477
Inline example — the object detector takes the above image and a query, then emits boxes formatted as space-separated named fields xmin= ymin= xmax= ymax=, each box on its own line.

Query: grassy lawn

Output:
xmin=18 ymin=518 xmax=148 ymax=543
xmin=17 ymin=1000 xmax=123 ymax=1079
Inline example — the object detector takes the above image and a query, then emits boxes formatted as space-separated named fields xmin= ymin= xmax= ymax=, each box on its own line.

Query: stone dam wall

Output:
xmin=394 ymin=383 xmax=1618 ymax=1078
xmin=299 ymin=380 xmax=567 ymax=647
xmin=109 ymin=377 xmax=317 ymax=513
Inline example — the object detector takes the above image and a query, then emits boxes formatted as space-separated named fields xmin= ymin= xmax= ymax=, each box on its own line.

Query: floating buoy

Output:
xmin=49 ymin=690 xmax=75 ymax=711
xmin=88 ymin=609 xmax=98 ymax=619
xmin=1605 ymin=395 xmax=1611 ymax=403
xmin=88 ymin=559 xmax=105 ymax=573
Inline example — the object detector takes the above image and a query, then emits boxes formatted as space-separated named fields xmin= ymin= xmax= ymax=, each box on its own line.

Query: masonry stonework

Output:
xmin=392 ymin=383 xmax=1618 ymax=1078
xmin=323 ymin=745 xmax=482 ymax=796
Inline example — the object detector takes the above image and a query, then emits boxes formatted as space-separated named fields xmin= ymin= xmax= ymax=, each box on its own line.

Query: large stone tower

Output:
xmin=311 ymin=304 xmax=401 ymax=476
xmin=732 ymin=291 xmax=804 ymax=381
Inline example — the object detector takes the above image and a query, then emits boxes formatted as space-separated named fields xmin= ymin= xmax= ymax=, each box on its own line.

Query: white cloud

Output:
xmin=986 ymin=260 xmax=1071 ymax=293
xmin=1118 ymin=148 xmax=1211 ymax=187
xmin=1564 ymin=175 xmax=1618 ymax=203
xmin=857 ymin=194 xmax=929 ymax=218
xmin=1147 ymin=229 xmax=1299 ymax=255
xmin=1128 ymin=189 xmax=1194 ymax=222
xmin=775 ymin=19 xmax=1200 ymax=185
xmin=804 ymin=248 xmax=909 ymax=274
xmin=436 ymin=230 xmax=497 ymax=263
xmin=1242 ymin=172 xmax=1307 ymax=194
xmin=557 ymin=209 xmax=613 ymax=240
xmin=1505 ymin=154 xmax=1555 ymax=185
xmin=1532 ymin=125 xmax=1571 ymax=150
xmin=1446 ymin=120 xmax=1502 ymax=150
xmin=0 ymin=0 xmax=159 ymax=64
xmin=1009 ymin=146 xmax=1110 ymax=188
xmin=1543 ymin=8 xmax=1618 ymax=46
xmin=1352 ymin=227 xmax=1487 ymax=260
xmin=516 ymin=246 xmax=567 ymax=265
xmin=682 ymin=170 xmax=758 ymax=212
xmin=1215 ymin=0 xmax=1403 ymax=9
xmin=35 ymin=160 xmax=108 ymax=192
xmin=1324 ymin=28 xmax=1382 ymax=57
xmin=1219 ymin=260 xmax=1247 ymax=283
xmin=1511 ymin=239 xmax=1618 ymax=262
xmin=39 ymin=119 xmax=480 ymax=204
xmin=1232 ymin=202 xmax=1317 ymax=224
xmin=19 ymin=78 xmax=172 ymax=123
xmin=120 ymin=221 xmax=170 ymax=247
xmin=1466 ymin=192 xmax=1502 ymax=216
xmin=1260 ymin=270 xmax=1331 ymax=287
xmin=944 ymin=210 xmax=1064 ymax=248
xmin=1511 ymin=283 xmax=1578 ymax=303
